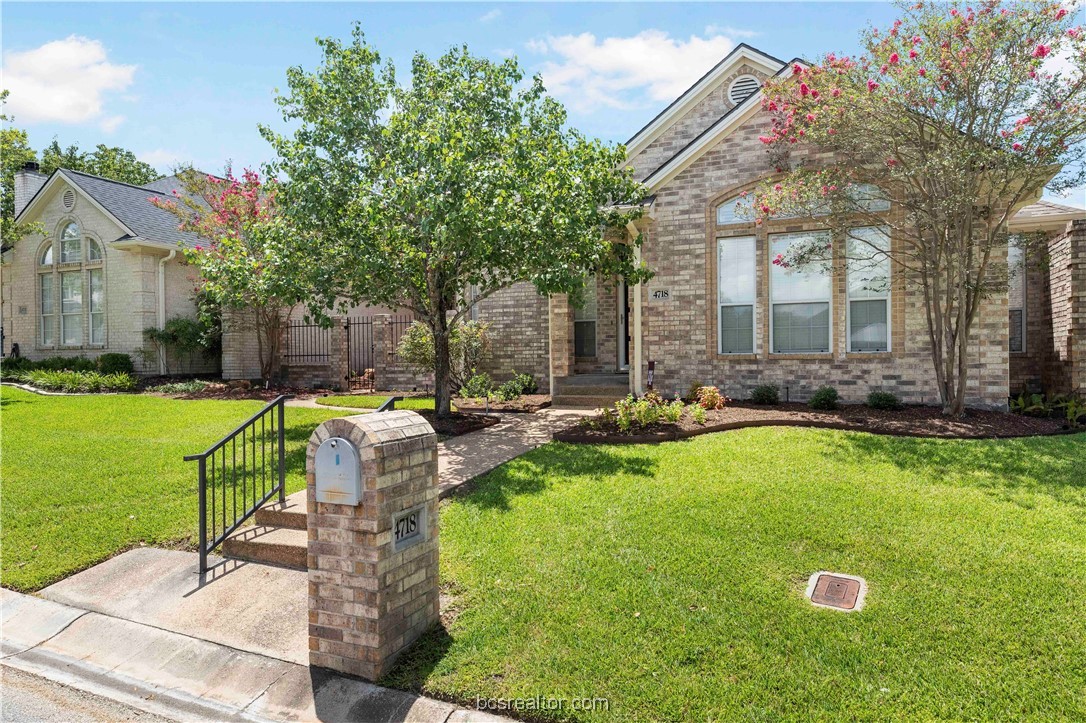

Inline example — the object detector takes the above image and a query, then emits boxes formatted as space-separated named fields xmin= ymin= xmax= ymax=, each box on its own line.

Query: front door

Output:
xmin=617 ymin=280 xmax=630 ymax=371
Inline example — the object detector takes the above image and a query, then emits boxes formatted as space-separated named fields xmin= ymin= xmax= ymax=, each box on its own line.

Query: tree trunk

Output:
xmin=433 ymin=312 xmax=453 ymax=418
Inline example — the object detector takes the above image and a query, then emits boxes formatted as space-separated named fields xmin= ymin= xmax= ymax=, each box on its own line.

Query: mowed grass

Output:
xmin=0 ymin=386 xmax=343 ymax=591
xmin=317 ymin=395 xmax=447 ymax=411
xmin=386 ymin=427 xmax=1086 ymax=721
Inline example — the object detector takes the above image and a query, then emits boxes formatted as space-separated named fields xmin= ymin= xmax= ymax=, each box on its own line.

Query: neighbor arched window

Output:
xmin=38 ymin=222 xmax=105 ymax=348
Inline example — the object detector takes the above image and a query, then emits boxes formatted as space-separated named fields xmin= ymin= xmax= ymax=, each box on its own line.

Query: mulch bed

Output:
xmin=452 ymin=394 xmax=551 ymax=413
xmin=555 ymin=401 xmax=1071 ymax=443
xmin=139 ymin=378 xmax=336 ymax=401
xmin=414 ymin=410 xmax=500 ymax=439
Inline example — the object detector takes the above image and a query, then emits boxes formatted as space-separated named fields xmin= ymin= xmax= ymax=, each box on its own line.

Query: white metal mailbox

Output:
xmin=314 ymin=437 xmax=362 ymax=506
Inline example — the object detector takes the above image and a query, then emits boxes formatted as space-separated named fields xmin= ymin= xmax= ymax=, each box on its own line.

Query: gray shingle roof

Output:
xmin=1012 ymin=198 xmax=1085 ymax=220
xmin=62 ymin=169 xmax=203 ymax=248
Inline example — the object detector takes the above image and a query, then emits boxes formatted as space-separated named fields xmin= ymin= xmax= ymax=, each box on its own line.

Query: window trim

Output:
xmin=573 ymin=277 xmax=598 ymax=358
xmin=716 ymin=235 xmax=757 ymax=355
xmin=1008 ymin=240 xmax=1026 ymax=354
xmin=36 ymin=223 xmax=106 ymax=350
xmin=769 ymin=230 xmax=833 ymax=355
xmin=845 ymin=226 xmax=892 ymax=354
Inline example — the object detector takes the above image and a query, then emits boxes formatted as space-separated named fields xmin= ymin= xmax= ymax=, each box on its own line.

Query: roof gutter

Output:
xmin=157 ymin=249 xmax=177 ymax=374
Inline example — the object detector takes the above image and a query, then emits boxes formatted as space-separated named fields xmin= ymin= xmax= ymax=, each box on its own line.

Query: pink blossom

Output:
xmin=805 ymin=113 xmax=816 ymax=121
xmin=828 ymin=128 xmax=837 ymax=135
xmin=1056 ymin=8 xmax=1067 ymax=20
xmin=811 ymin=89 xmax=820 ymax=99
xmin=195 ymin=245 xmax=203 ymax=251
xmin=1012 ymin=142 xmax=1023 ymax=151
xmin=912 ymin=35 xmax=922 ymax=45
xmin=1032 ymin=44 xmax=1051 ymax=58
xmin=909 ymin=49 xmax=919 ymax=59
xmin=1068 ymin=28 xmax=1080 ymax=38
xmin=880 ymin=64 xmax=890 ymax=74
xmin=832 ymin=88 xmax=841 ymax=97
xmin=793 ymin=62 xmax=804 ymax=75
xmin=918 ymin=68 xmax=927 ymax=77
xmin=759 ymin=136 xmax=773 ymax=144
xmin=889 ymin=53 xmax=900 ymax=64
xmin=799 ymin=82 xmax=811 ymax=96
xmin=950 ymin=8 xmax=959 ymax=16
xmin=867 ymin=79 xmax=880 ymax=92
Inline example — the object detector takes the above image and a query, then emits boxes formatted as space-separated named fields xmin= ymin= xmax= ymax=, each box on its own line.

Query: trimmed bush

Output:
xmin=97 ymin=353 xmax=135 ymax=375
xmin=16 ymin=369 xmax=137 ymax=393
xmin=459 ymin=372 xmax=493 ymax=399
xmin=0 ymin=356 xmax=35 ymax=378
xmin=750 ymin=384 xmax=780 ymax=405
xmin=694 ymin=385 xmax=729 ymax=410
xmin=866 ymin=390 xmax=903 ymax=410
xmin=36 ymin=355 xmax=96 ymax=373
xmin=808 ymin=386 xmax=840 ymax=410
xmin=511 ymin=371 xmax=538 ymax=395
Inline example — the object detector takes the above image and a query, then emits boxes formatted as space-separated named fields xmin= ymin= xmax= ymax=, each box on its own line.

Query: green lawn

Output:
xmin=317 ymin=395 xmax=447 ymax=411
xmin=386 ymin=428 xmax=1086 ymax=721
xmin=0 ymin=386 xmax=343 ymax=592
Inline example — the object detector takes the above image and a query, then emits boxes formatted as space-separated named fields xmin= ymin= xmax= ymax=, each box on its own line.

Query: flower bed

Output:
xmin=557 ymin=401 xmax=1069 ymax=443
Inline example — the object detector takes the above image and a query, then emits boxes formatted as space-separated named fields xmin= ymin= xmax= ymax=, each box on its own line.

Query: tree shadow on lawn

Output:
xmin=449 ymin=442 xmax=659 ymax=512
xmin=822 ymin=431 xmax=1086 ymax=507
xmin=378 ymin=621 xmax=455 ymax=695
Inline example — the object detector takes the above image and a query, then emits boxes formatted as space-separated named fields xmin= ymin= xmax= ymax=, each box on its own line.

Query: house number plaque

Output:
xmin=651 ymin=288 xmax=671 ymax=301
xmin=393 ymin=504 xmax=427 ymax=552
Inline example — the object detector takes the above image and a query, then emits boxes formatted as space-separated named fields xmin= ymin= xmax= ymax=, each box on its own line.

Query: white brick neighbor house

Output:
xmin=466 ymin=44 xmax=1086 ymax=408
xmin=1 ymin=164 xmax=215 ymax=375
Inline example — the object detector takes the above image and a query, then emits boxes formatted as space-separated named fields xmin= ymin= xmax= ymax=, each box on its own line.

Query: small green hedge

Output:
xmin=867 ymin=390 xmax=904 ymax=410
xmin=1 ymin=353 xmax=135 ymax=379
xmin=750 ymin=384 xmax=780 ymax=405
xmin=808 ymin=385 xmax=840 ymax=410
xmin=14 ymin=369 xmax=137 ymax=393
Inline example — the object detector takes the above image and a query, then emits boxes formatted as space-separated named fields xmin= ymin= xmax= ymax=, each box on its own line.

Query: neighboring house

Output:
xmin=1 ymin=163 xmax=216 ymax=375
xmin=466 ymin=44 xmax=1086 ymax=408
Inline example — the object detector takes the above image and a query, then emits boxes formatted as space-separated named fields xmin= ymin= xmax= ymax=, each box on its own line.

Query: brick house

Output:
xmin=1 ymin=164 xmax=216 ymax=375
xmin=472 ymin=44 xmax=1085 ymax=408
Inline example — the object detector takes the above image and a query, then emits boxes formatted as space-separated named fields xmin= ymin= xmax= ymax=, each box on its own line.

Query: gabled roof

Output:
xmin=640 ymin=58 xmax=805 ymax=191
xmin=16 ymin=169 xmax=202 ymax=248
xmin=624 ymin=44 xmax=787 ymax=163
xmin=1009 ymin=199 xmax=1085 ymax=231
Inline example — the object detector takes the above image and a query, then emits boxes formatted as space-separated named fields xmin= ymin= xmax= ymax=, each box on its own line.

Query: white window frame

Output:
xmin=40 ymin=273 xmax=55 ymax=347
xmin=37 ymin=223 xmax=105 ymax=349
xmin=769 ymin=231 xmax=833 ymax=354
xmin=846 ymin=226 xmax=892 ymax=354
xmin=1008 ymin=240 xmax=1026 ymax=353
xmin=574 ymin=277 xmax=598 ymax=358
xmin=717 ymin=235 xmax=757 ymax=355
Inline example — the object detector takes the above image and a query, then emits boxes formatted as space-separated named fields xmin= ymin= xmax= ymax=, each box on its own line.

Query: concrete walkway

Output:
xmin=4 ymin=551 xmax=502 ymax=722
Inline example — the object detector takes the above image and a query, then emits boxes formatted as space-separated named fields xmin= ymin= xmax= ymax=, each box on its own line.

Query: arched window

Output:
xmin=38 ymin=222 xmax=105 ymax=348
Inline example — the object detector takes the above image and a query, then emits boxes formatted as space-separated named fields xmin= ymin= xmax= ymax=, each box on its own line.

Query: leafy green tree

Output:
xmin=1 ymin=91 xmax=40 ymax=250
xmin=40 ymin=139 xmax=160 ymax=186
xmin=262 ymin=28 xmax=651 ymax=416
xmin=150 ymin=168 xmax=310 ymax=381
xmin=750 ymin=0 xmax=1085 ymax=416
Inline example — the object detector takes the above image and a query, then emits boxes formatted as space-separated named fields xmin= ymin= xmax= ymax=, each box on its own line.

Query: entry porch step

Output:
xmin=254 ymin=489 xmax=307 ymax=530
xmin=222 ymin=525 xmax=308 ymax=570
xmin=551 ymin=394 xmax=626 ymax=409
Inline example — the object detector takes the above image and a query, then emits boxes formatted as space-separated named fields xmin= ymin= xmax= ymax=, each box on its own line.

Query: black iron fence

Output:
xmin=388 ymin=314 xmax=414 ymax=360
xmin=346 ymin=317 xmax=375 ymax=386
xmin=284 ymin=320 xmax=331 ymax=365
xmin=184 ymin=395 xmax=288 ymax=573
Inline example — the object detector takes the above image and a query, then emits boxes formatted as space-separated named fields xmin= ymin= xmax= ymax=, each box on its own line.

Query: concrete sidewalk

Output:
xmin=3 ymin=554 xmax=501 ymax=722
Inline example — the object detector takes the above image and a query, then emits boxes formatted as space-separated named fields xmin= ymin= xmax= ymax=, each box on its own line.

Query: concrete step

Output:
xmin=222 ymin=525 xmax=308 ymax=570
xmin=554 ymin=384 xmax=631 ymax=397
xmin=551 ymin=394 xmax=625 ymax=409
xmin=254 ymin=489 xmax=307 ymax=530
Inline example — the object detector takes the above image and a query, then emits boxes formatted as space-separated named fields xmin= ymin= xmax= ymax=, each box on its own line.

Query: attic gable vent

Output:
xmin=62 ymin=188 xmax=76 ymax=211
xmin=728 ymin=75 xmax=762 ymax=105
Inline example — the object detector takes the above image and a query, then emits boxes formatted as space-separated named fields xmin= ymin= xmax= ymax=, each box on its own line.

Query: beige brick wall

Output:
xmin=1 ymin=179 xmax=210 ymax=375
xmin=635 ymin=109 xmax=1011 ymax=409
xmin=475 ymin=281 xmax=550 ymax=386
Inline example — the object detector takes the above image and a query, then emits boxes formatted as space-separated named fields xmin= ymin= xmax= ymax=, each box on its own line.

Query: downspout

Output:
xmin=626 ymin=221 xmax=644 ymax=395
xmin=157 ymin=249 xmax=176 ymax=374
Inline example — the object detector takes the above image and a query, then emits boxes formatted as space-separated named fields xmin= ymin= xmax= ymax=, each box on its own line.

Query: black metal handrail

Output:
xmin=185 ymin=395 xmax=290 ymax=572
xmin=376 ymin=396 xmax=402 ymax=412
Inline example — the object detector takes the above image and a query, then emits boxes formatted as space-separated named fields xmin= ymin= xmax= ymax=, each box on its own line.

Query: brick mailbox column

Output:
xmin=305 ymin=410 xmax=440 ymax=680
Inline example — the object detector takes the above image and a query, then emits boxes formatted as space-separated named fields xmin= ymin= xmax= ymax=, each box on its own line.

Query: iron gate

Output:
xmin=346 ymin=317 xmax=375 ymax=389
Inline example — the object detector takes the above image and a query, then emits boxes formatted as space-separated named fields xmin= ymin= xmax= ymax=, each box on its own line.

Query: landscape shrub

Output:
xmin=16 ymin=369 xmax=137 ymax=393
xmin=808 ymin=386 xmax=840 ymax=410
xmin=97 ymin=353 xmax=135 ymax=375
xmin=662 ymin=398 xmax=685 ymax=423
xmin=685 ymin=380 xmax=706 ymax=402
xmin=35 ymin=355 xmax=97 ymax=373
xmin=397 ymin=320 xmax=492 ymax=389
xmin=147 ymin=380 xmax=210 ymax=394
xmin=691 ymin=405 xmax=707 ymax=425
xmin=458 ymin=371 xmax=493 ymax=399
xmin=494 ymin=378 xmax=523 ymax=402
xmin=750 ymin=384 xmax=780 ymax=405
xmin=866 ymin=390 xmax=903 ymax=410
xmin=0 ymin=356 xmax=35 ymax=378
xmin=694 ymin=385 xmax=729 ymax=410
xmin=511 ymin=371 xmax=538 ymax=395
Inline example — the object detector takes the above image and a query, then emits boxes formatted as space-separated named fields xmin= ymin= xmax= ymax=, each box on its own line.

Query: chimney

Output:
xmin=14 ymin=162 xmax=47 ymax=217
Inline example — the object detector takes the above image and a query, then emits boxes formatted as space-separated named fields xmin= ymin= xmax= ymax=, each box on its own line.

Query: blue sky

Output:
xmin=2 ymin=2 xmax=1082 ymax=206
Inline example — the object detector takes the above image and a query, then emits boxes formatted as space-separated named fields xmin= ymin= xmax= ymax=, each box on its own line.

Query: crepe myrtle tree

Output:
xmin=150 ymin=168 xmax=311 ymax=382
xmin=744 ymin=0 xmax=1085 ymax=416
xmin=261 ymin=27 xmax=652 ymax=417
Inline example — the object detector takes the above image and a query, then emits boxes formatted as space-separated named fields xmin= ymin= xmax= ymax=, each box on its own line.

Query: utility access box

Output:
xmin=314 ymin=437 xmax=361 ymax=506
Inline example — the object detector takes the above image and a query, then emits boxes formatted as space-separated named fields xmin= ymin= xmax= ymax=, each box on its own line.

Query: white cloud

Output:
xmin=478 ymin=8 xmax=501 ymax=23
xmin=1 ymin=35 xmax=136 ymax=126
xmin=528 ymin=30 xmax=743 ymax=112
xmin=704 ymin=24 xmax=759 ymax=39
xmin=138 ymin=149 xmax=188 ymax=170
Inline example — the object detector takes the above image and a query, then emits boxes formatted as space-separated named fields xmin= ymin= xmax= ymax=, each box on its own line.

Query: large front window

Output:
xmin=574 ymin=278 xmax=597 ymax=357
xmin=847 ymin=227 xmax=891 ymax=352
xmin=37 ymin=222 xmax=105 ymax=348
xmin=1008 ymin=241 xmax=1025 ymax=353
xmin=717 ymin=236 xmax=756 ymax=354
xmin=770 ymin=231 xmax=831 ymax=353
